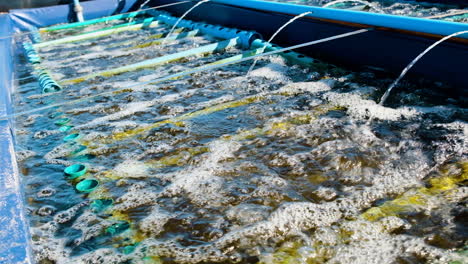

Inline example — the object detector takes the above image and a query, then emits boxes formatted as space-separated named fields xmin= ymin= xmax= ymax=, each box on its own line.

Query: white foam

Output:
xmin=139 ymin=206 xmax=175 ymax=236
xmin=279 ymin=79 xmax=335 ymax=94
xmin=112 ymin=159 xmax=148 ymax=178
xmin=324 ymin=91 xmax=420 ymax=121
xmin=249 ymin=60 xmax=290 ymax=82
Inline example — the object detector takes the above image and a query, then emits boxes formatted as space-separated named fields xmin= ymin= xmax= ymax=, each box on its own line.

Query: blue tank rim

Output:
xmin=0 ymin=13 xmax=34 ymax=264
xmin=211 ymin=0 xmax=468 ymax=40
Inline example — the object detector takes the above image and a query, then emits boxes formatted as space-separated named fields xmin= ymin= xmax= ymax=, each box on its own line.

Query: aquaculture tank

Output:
xmin=0 ymin=0 xmax=467 ymax=263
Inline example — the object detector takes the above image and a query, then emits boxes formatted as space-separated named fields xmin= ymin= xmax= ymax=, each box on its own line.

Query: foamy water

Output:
xmin=266 ymin=0 xmax=467 ymax=20
xmin=11 ymin=8 xmax=468 ymax=264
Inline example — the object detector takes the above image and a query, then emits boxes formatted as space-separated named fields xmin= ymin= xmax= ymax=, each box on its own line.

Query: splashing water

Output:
xmin=247 ymin=11 xmax=312 ymax=74
xmin=0 ymin=28 xmax=370 ymax=122
xmin=11 ymin=5 xmax=468 ymax=264
xmin=379 ymin=30 xmax=468 ymax=107
xmin=323 ymin=0 xmax=385 ymax=13
xmin=161 ymin=0 xmax=210 ymax=46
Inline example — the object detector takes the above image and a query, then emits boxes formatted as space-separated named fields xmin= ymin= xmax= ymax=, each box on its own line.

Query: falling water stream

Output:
xmin=378 ymin=30 xmax=468 ymax=106
xmin=161 ymin=0 xmax=210 ymax=45
xmin=365 ymin=30 xmax=468 ymax=125
xmin=247 ymin=11 xmax=312 ymax=74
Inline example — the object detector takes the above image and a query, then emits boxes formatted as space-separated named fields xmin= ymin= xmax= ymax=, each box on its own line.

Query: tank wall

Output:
xmin=0 ymin=14 xmax=33 ymax=264
xmin=0 ymin=0 xmax=92 ymax=12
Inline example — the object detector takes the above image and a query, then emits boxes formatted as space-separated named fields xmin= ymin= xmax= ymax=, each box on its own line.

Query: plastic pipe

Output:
xmin=64 ymin=164 xmax=87 ymax=179
xmin=126 ymin=29 xmax=200 ymax=50
xmin=83 ymin=17 xmax=163 ymax=35
xmin=76 ymin=179 xmax=99 ymax=193
xmin=40 ymin=10 xmax=149 ymax=32
xmin=62 ymin=37 xmax=240 ymax=85
xmin=156 ymin=13 xmax=195 ymax=30
xmin=90 ymin=199 xmax=114 ymax=213
xmin=37 ymin=69 xmax=63 ymax=93
xmin=50 ymin=112 xmax=64 ymax=118
xmin=192 ymin=22 xmax=260 ymax=49
xmin=30 ymin=28 xmax=42 ymax=43
xmin=211 ymin=0 xmax=468 ymax=39
xmin=55 ymin=117 xmax=71 ymax=126
xmin=153 ymin=12 xmax=261 ymax=49
xmin=34 ymin=18 xmax=161 ymax=48
xmin=0 ymin=29 xmax=370 ymax=122
xmin=38 ymin=1 xmax=192 ymax=32
xmin=63 ymin=133 xmax=81 ymax=142
xmin=23 ymin=42 xmax=41 ymax=64
xmin=59 ymin=125 xmax=74 ymax=132
xmin=106 ymin=221 xmax=130 ymax=235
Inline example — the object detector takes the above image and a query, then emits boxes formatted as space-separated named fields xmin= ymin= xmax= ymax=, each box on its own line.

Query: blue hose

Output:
xmin=30 ymin=28 xmax=42 ymax=43
xmin=152 ymin=11 xmax=261 ymax=49
xmin=192 ymin=22 xmax=261 ymax=49
xmin=36 ymin=69 xmax=63 ymax=93
xmin=22 ymin=43 xmax=62 ymax=93
xmin=23 ymin=42 xmax=41 ymax=64
xmin=156 ymin=13 xmax=195 ymax=30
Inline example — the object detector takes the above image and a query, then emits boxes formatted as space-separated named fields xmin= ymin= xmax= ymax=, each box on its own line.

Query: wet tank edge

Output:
xmin=0 ymin=2 xmax=139 ymax=263
xmin=3 ymin=1 xmax=468 ymax=263
xmin=0 ymin=13 xmax=34 ymax=264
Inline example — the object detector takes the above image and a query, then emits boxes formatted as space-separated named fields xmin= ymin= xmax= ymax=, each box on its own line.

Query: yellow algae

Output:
xmin=128 ymin=38 xmax=165 ymax=50
xmin=124 ymin=34 xmax=165 ymax=49
xmin=110 ymin=210 xmax=131 ymax=222
xmin=392 ymin=193 xmax=427 ymax=206
xmin=362 ymin=207 xmax=390 ymax=222
xmin=97 ymin=170 xmax=122 ymax=181
xmin=290 ymin=114 xmax=315 ymax=125
xmin=144 ymin=146 xmax=209 ymax=168
xmin=362 ymin=161 xmax=467 ymax=221
xmin=112 ymin=88 xmax=134 ymax=95
xmin=156 ymin=151 xmax=190 ymax=167
xmin=67 ymin=55 xmax=199 ymax=85
xmin=269 ymin=121 xmax=293 ymax=131
xmin=98 ymin=95 xmax=264 ymax=144
xmin=187 ymin=146 xmax=209 ymax=156
xmin=428 ymin=177 xmax=457 ymax=192
xmin=172 ymin=121 xmax=185 ymax=127
xmin=307 ymin=173 xmax=328 ymax=184
xmin=107 ymin=30 xmax=177 ymax=49
xmin=61 ymin=77 xmax=86 ymax=85
xmin=258 ymin=241 xmax=332 ymax=264
xmin=225 ymin=128 xmax=264 ymax=141
xmin=129 ymin=228 xmax=147 ymax=243
xmin=87 ymin=186 xmax=108 ymax=199
xmin=258 ymin=241 xmax=305 ymax=264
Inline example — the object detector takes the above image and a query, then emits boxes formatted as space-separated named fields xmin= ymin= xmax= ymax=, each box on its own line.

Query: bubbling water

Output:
xmin=12 ymin=8 xmax=468 ymax=264
xmin=266 ymin=0 xmax=467 ymax=20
